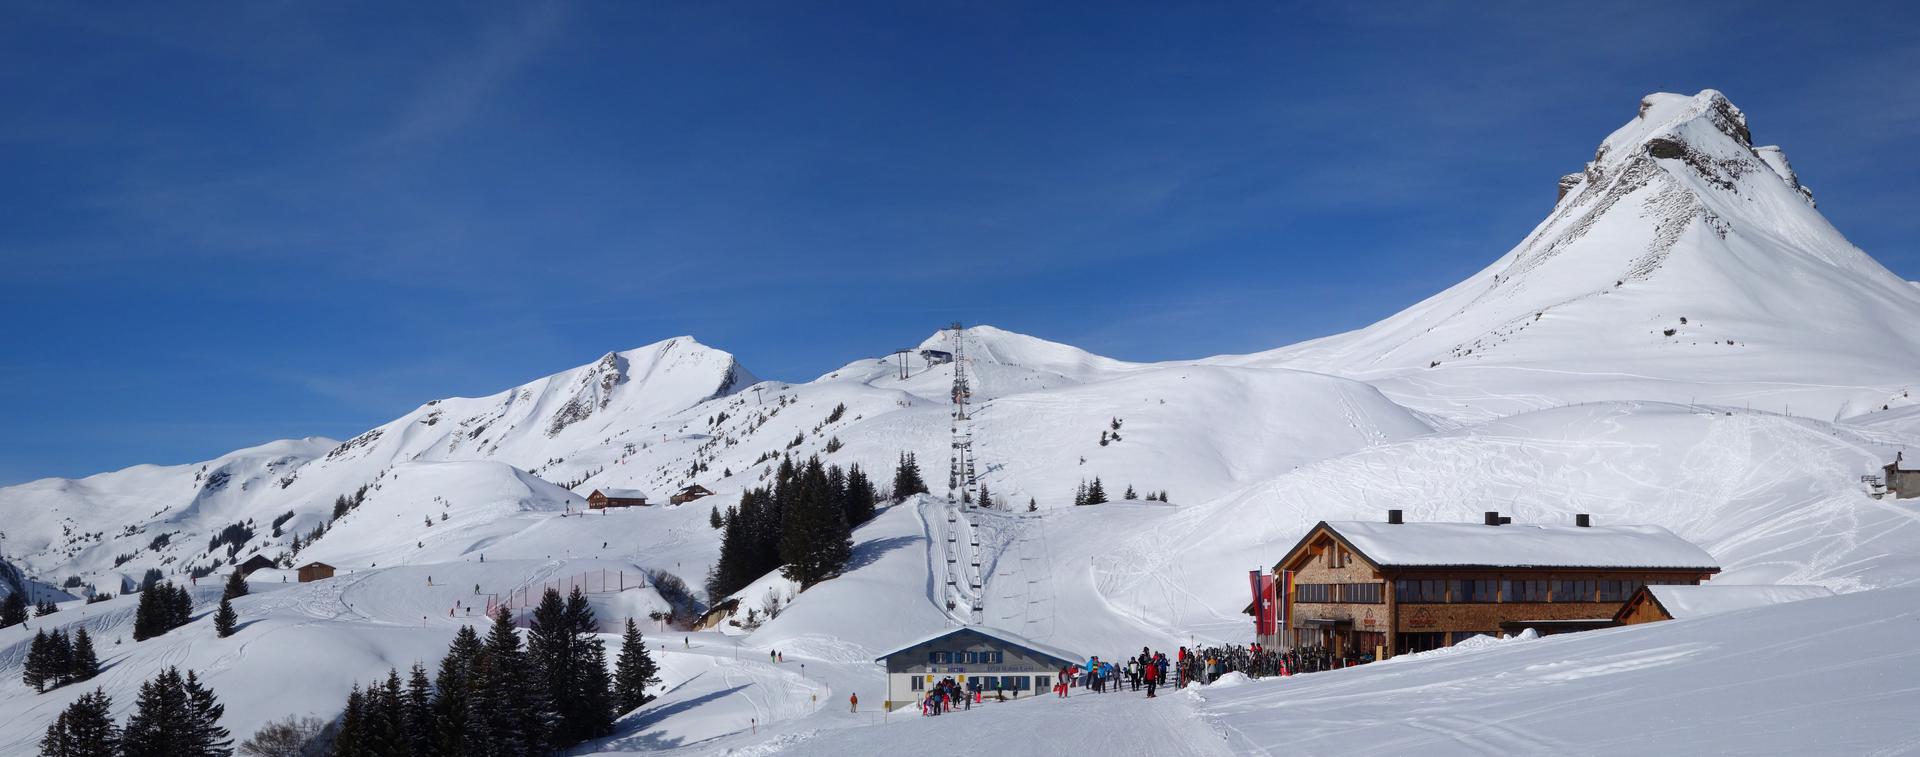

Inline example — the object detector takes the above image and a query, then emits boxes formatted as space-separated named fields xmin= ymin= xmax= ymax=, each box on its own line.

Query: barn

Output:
xmin=587 ymin=488 xmax=650 ymax=509
xmin=297 ymin=562 xmax=336 ymax=583
xmin=874 ymin=626 xmax=1080 ymax=711
xmin=1615 ymin=584 xmax=1835 ymax=625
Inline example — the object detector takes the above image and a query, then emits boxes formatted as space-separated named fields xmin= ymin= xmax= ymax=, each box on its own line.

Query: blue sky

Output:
xmin=3 ymin=1 xmax=1917 ymax=484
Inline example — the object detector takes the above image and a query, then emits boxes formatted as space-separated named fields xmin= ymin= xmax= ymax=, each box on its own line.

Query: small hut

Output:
xmin=297 ymin=562 xmax=336 ymax=583
xmin=236 ymin=554 xmax=278 ymax=577
xmin=1885 ymin=452 xmax=1920 ymax=499
xmin=670 ymin=485 xmax=715 ymax=505
xmin=587 ymin=488 xmax=650 ymax=509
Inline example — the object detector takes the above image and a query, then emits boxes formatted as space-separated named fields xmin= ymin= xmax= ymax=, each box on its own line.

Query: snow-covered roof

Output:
xmin=1316 ymin=521 xmax=1720 ymax=570
xmin=594 ymin=488 xmax=649 ymax=500
xmin=875 ymin=625 xmax=1083 ymax=668
xmin=1643 ymin=584 xmax=1834 ymax=619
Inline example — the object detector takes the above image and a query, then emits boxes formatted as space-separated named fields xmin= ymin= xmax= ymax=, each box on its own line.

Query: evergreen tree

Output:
xmin=433 ymin=624 xmax=483 ymax=757
xmin=612 ymin=618 xmax=659 ymax=713
xmin=37 ymin=599 xmax=59 ymax=617
xmin=170 ymin=583 xmax=193 ymax=629
xmin=1085 ymin=477 xmax=1108 ymax=505
xmin=1073 ymin=480 xmax=1088 ymax=507
xmin=48 ymin=629 xmax=72 ymax=688
xmin=363 ymin=669 xmax=405 ymax=757
xmin=24 ymin=629 xmax=50 ymax=693
xmin=474 ymin=608 xmax=546 ymax=755
xmin=526 ymin=589 xmax=574 ymax=748
xmin=567 ymin=588 xmax=615 ymax=742
xmin=892 ymin=452 xmax=928 ymax=500
xmin=704 ymin=506 xmax=752 ymax=605
xmin=1 ymin=590 xmax=28 ymax=628
xmin=708 ymin=505 xmax=723 ymax=530
xmin=70 ymin=628 xmax=100 ymax=682
xmin=977 ymin=482 xmax=993 ymax=509
xmin=405 ymin=662 xmax=435 ymax=757
xmin=215 ymin=596 xmax=238 ymax=638
xmin=843 ymin=464 xmax=877 ymax=527
xmin=333 ymin=685 xmax=366 ymax=757
xmin=37 ymin=711 xmax=72 ymax=757
xmin=223 ymin=571 xmax=248 ymax=602
xmin=122 ymin=667 xmax=191 ymax=757
xmin=182 ymin=670 xmax=233 ymax=756
xmin=133 ymin=586 xmax=157 ymax=641
xmin=779 ymin=457 xmax=853 ymax=589
xmin=1123 ymin=484 xmax=1137 ymax=500
xmin=1028 ymin=497 xmax=1037 ymax=512
xmin=39 ymin=688 xmax=118 ymax=757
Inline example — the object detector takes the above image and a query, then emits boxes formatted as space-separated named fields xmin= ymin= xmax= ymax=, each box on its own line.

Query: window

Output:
xmin=910 ymin=676 xmax=925 ymax=691
xmin=1553 ymin=580 xmax=1596 ymax=602
xmin=1033 ymin=675 xmax=1048 ymax=691
xmin=1338 ymin=583 xmax=1384 ymax=603
xmin=929 ymin=651 xmax=951 ymax=664
xmin=1297 ymin=583 xmax=1335 ymax=603
xmin=1451 ymin=579 xmax=1498 ymax=603
xmin=1395 ymin=579 xmax=1447 ymax=603
xmin=1503 ymin=579 xmax=1549 ymax=602
xmin=1599 ymin=579 xmax=1644 ymax=602
xmin=981 ymin=651 xmax=1002 ymax=664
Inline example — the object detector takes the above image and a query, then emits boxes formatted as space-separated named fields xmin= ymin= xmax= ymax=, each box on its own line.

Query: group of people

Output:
xmin=918 ymin=676 xmax=979 ymax=716
xmin=915 ymin=641 xmax=1373 ymax=717
xmin=1053 ymin=648 xmax=1174 ymax=698
xmin=1183 ymin=642 xmax=1370 ymax=680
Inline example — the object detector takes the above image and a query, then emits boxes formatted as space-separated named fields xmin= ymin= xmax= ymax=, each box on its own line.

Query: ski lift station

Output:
xmin=874 ymin=626 xmax=1081 ymax=711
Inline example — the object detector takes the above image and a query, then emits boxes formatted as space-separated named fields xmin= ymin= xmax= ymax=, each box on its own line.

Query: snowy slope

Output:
xmin=1230 ymin=90 xmax=1920 ymax=423
xmin=1098 ymin=401 xmax=1920 ymax=640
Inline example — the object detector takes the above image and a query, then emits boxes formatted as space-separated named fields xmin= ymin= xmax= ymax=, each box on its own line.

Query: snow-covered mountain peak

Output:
xmin=1241 ymin=89 xmax=1920 ymax=421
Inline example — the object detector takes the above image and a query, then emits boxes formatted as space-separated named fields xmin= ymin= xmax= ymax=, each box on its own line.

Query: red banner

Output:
xmin=1248 ymin=570 xmax=1266 ymax=637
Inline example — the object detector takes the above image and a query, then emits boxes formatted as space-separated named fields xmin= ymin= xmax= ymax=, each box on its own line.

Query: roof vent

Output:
xmin=1484 ymin=511 xmax=1501 ymax=526
xmin=1576 ymin=513 xmax=1592 ymax=528
xmin=1387 ymin=509 xmax=1403 ymax=525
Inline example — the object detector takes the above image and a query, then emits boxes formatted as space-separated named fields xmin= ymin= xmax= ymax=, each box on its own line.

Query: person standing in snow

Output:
xmin=1144 ymin=653 xmax=1158 ymax=698
xmin=849 ymin=692 xmax=858 ymax=713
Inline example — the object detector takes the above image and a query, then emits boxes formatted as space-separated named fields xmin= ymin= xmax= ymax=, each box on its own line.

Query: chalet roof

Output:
xmin=1305 ymin=521 xmax=1720 ymax=571
xmin=1640 ymin=584 xmax=1834 ymax=620
xmin=237 ymin=555 xmax=276 ymax=568
xmin=875 ymin=625 xmax=1082 ymax=668
xmin=594 ymin=488 xmax=650 ymax=500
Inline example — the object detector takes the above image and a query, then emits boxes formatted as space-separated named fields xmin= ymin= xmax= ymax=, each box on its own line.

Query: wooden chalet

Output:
xmin=587 ymin=488 xmax=650 ymax=509
xmin=297 ymin=561 xmax=336 ymax=583
xmin=1615 ymin=584 xmax=1833 ymax=625
xmin=1272 ymin=510 xmax=1719 ymax=659
xmin=669 ymin=484 xmax=715 ymax=505
xmin=235 ymin=554 xmax=278 ymax=577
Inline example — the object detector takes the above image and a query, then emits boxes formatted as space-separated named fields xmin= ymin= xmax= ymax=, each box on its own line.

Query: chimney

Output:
xmin=1484 ymin=511 xmax=1501 ymax=526
xmin=1387 ymin=509 xmax=1403 ymax=525
xmin=1576 ymin=513 xmax=1591 ymax=528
